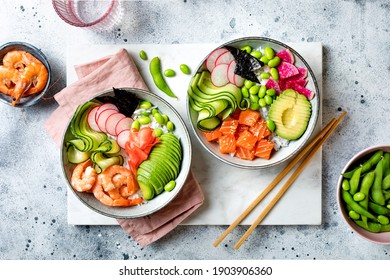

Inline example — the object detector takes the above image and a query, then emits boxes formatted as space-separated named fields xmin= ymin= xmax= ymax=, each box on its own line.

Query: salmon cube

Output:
xmin=219 ymin=134 xmax=236 ymax=154
xmin=238 ymin=109 xmax=261 ymax=127
xmin=249 ymin=119 xmax=271 ymax=140
xmin=236 ymin=130 xmax=258 ymax=151
xmin=235 ymin=146 xmax=256 ymax=160
xmin=203 ymin=129 xmax=222 ymax=142
xmin=254 ymin=139 xmax=275 ymax=160
xmin=219 ymin=117 xmax=239 ymax=135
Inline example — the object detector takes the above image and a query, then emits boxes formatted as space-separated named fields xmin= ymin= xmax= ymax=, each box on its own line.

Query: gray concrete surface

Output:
xmin=0 ymin=0 xmax=390 ymax=260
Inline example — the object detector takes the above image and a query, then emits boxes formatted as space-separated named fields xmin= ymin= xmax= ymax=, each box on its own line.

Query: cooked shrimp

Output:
xmin=92 ymin=178 xmax=143 ymax=207
xmin=71 ymin=159 xmax=97 ymax=192
xmin=11 ymin=61 xmax=48 ymax=106
xmin=100 ymin=165 xmax=139 ymax=196
xmin=3 ymin=50 xmax=41 ymax=71
xmin=0 ymin=66 xmax=19 ymax=96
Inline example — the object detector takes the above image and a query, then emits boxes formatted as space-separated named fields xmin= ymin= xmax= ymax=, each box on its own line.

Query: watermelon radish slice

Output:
xmin=265 ymin=78 xmax=281 ymax=94
xmin=87 ymin=106 xmax=101 ymax=132
xmin=297 ymin=67 xmax=308 ymax=79
xmin=115 ymin=117 xmax=133 ymax=136
xmin=277 ymin=62 xmax=299 ymax=79
xmin=105 ymin=112 xmax=126 ymax=136
xmin=206 ymin=48 xmax=228 ymax=72
xmin=215 ymin=51 xmax=235 ymax=66
xmin=95 ymin=103 xmax=118 ymax=123
xmin=276 ymin=49 xmax=295 ymax=64
xmin=289 ymin=83 xmax=314 ymax=100
xmin=97 ymin=109 xmax=118 ymax=133
xmin=285 ymin=79 xmax=308 ymax=89
xmin=211 ymin=63 xmax=229 ymax=87
xmin=116 ymin=129 xmax=131 ymax=149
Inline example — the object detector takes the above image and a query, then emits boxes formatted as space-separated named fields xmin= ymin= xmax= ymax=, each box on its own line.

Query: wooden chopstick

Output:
xmin=213 ymin=112 xmax=346 ymax=248
xmin=233 ymin=111 xmax=347 ymax=249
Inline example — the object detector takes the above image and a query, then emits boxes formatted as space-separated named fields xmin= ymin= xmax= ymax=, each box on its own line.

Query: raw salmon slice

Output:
xmin=238 ymin=109 xmax=261 ymax=127
xmin=254 ymin=139 xmax=274 ymax=160
xmin=219 ymin=117 xmax=239 ymax=135
xmin=236 ymin=130 xmax=258 ymax=151
xmin=203 ymin=129 xmax=222 ymax=142
xmin=235 ymin=146 xmax=255 ymax=160
xmin=219 ymin=134 xmax=236 ymax=154
xmin=249 ymin=119 xmax=271 ymax=140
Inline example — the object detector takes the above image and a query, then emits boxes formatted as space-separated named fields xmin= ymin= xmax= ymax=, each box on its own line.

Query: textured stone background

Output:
xmin=0 ymin=0 xmax=389 ymax=260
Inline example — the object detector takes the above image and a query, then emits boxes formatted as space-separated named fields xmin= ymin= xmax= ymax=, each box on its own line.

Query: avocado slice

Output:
xmin=268 ymin=89 xmax=312 ymax=140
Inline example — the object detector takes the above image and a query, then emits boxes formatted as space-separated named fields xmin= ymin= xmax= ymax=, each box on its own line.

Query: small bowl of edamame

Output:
xmin=337 ymin=145 xmax=390 ymax=244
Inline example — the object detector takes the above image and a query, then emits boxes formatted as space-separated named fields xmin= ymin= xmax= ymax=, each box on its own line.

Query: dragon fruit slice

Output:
xmin=265 ymin=78 xmax=281 ymax=94
xmin=276 ymin=49 xmax=295 ymax=64
xmin=277 ymin=62 xmax=299 ymax=79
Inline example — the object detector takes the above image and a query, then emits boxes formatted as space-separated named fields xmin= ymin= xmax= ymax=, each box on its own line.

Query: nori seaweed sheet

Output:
xmin=225 ymin=46 xmax=264 ymax=83
xmin=96 ymin=88 xmax=140 ymax=117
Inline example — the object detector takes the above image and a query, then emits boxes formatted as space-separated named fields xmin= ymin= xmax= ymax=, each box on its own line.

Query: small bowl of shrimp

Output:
xmin=0 ymin=41 xmax=51 ymax=107
xmin=61 ymin=88 xmax=192 ymax=219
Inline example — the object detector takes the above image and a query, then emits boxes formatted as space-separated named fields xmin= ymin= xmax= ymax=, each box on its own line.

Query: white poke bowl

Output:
xmin=187 ymin=37 xmax=320 ymax=169
xmin=61 ymin=88 xmax=192 ymax=219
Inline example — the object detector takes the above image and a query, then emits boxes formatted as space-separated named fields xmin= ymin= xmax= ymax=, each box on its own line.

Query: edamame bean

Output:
xmin=270 ymin=67 xmax=279 ymax=80
xmin=167 ymin=121 xmax=175 ymax=131
xmin=353 ymin=192 xmax=365 ymax=202
xmin=149 ymin=57 xmax=177 ymax=98
xmin=241 ymin=45 xmax=252 ymax=54
xmin=260 ymin=72 xmax=270 ymax=79
xmin=250 ymin=102 xmax=260 ymax=110
xmin=349 ymin=166 xmax=362 ymax=195
xmin=154 ymin=112 xmax=165 ymax=125
xmin=241 ymin=87 xmax=249 ymax=98
xmin=348 ymin=210 xmax=360 ymax=220
xmin=164 ymin=180 xmax=176 ymax=192
xmin=249 ymin=85 xmax=260 ymax=95
xmin=263 ymin=47 xmax=275 ymax=60
xmin=140 ymin=100 xmax=152 ymax=109
xmin=139 ymin=50 xmax=148 ymax=60
xmin=258 ymin=98 xmax=267 ymax=107
xmin=250 ymin=94 xmax=259 ymax=103
xmin=266 ymin=88 xmax=276 ymax=96
xmin=264 ymin=95 xmax=273 ymax=105
xmin=164 ymin=69 xmax=176 ymax=77
xmin=383 ymin=174 xmax=390 ymax=190
xmin=266 ymin=119 xmax=275 ymax=132
xmin=268 ymin=56 xmax=281 ymax=68
xmin=371 ymin=159 xmax=386 ymax=205
xmin=244 ymin=79 xmax=254 ymax=89
xmin=152 ymin=108 xmax=159 ymax=115
xmin=162 ymin=114 xmax=169 ymax=124
xmin=138 ymin=116 xmax=151 ymax=125
xmin=258 ymin=85 xmax=267 ymax=98
xmin=341 ymin=189 xmax=377 ymax=220
xmin=378 ymin=215 xmax=389 ymax=225
xmin=260 ymin=56 xmax=270 ymax=65
xmin=131 ymin=120 xmax=140 ymax=131
xmin=342 ymin=179 xmax=350 ymax=191
xmin=180 ymin=64 xmax=191 ymax=75
xmin=153 ymin=128 xmax=163 ymax=137
xmin=250 ymin=50 xmax=262 ymax=59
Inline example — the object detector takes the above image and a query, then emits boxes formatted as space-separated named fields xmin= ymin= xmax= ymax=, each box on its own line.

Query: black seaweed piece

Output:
xmin=224 ymin=46 xmax=264 ymax=83
xmin=96 ymin=88 xmax=140 ymax=117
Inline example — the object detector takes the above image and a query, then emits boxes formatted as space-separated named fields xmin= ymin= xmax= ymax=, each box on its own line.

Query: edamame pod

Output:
xmin=149 ymin=57 xmax=177 ymax=99
xmin=349 ymin=167 xmax=362 ymax=195
xmin=361 ymin=150 xmax=384 ymax=173
xmin=354 ymin=220 xmax=382 ymax=233
xmin=341 ymin=189 xmax=377 ymax=220
xmin=383 ymin=153 xmax=390 ymax=176
xmin=371 ymin=159 xmax=386 ymax=205
xmin=368 ymin=201 xmax=390 ymax=216
xmin=358 ymin=171 xmax=375 ymax=227
xmin=383 ymin=174 xmax=390 ymax=190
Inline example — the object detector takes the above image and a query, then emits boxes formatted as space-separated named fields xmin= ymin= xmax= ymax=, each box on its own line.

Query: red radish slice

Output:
xmin=234 ymin=74 xmax=245 ymax=87
xmin=97 ymin=109 xmax=118 ymax=133
xmin=215 ymin=51 xmax=234 ymax=66
xmin=115 ymin=117 xmax=133 ymax=135
xmin=116 ymin=129 xmax=131 ymax=149
xmin=227 ymin=60 xmax=236 ymax=84
xmin=87 ymin=106 xmax=101 ymax=132
xmin=211 ymin=63 xmax=229 ymax=87
xmin=105 ymin=112 xmax=126 ymax=136
xmin=95 ymin=103 xmax=118 ymax=123
xmin=206 ymin=48 xmax=227 ymax=72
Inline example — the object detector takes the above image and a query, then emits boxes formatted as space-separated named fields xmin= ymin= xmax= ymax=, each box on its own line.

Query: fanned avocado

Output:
xmin=268 ymin=89 xmax=311 ymax=140
xmin=224 ymin=46 xmax=263 ymax=82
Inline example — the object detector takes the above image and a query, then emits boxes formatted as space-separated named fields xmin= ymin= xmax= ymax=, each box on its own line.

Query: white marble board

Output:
xmin=66 ymin=42 xmax=323 ymax=226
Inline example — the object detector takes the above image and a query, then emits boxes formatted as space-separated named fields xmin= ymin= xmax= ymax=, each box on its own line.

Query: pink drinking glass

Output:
xmin=52 ymin=0 xmax=123 ymax=31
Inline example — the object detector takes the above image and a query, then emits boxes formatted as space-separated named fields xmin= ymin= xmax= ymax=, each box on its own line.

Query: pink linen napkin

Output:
xmin=45 ymin=48 xmax=204 ymax=247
